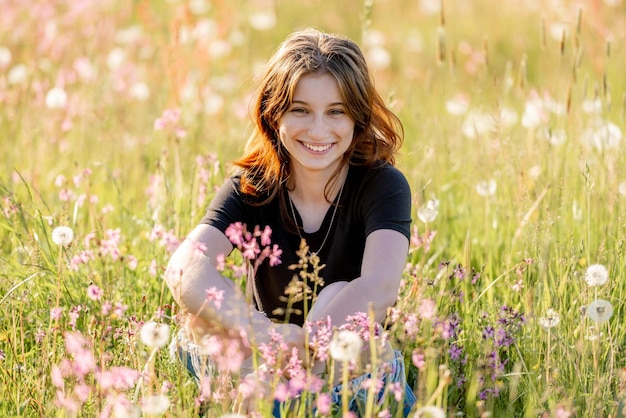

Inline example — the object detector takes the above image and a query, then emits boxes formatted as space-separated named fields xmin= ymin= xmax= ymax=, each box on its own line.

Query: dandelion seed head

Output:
xmin=445 ymin=94 xmax=470 ymax=115
xmin=587 ymin=299 xmax=613 ymax=323
xmin=476 ymin=179 xmax=497 ymax=197
xmin=139 ymin=321 xmax=170 ymax=349
xmin=417 ymin=199 xmax=439 ymax=223
xmin=52 ymin=226 xmax=74 ymax=246
xmin=0 ymin=46 xmax=11 ymax=68
xmin=8 ymin=64 xmax=28 ymax=85
xmin=584 ymin=264 xmax=609 ymax=287
xmin=539 ymin=308 xmax=560 ymax=329
xmin=248 ymin=11 xmax=276 ymax=31
xmin=45 ymin=87 xmax=68 ymax=109
xmin=328 ymin=330 xmax=362 ymax=362
xmin=619 ymin=181 xmax=626 ymax=197
xmin=141 ymin=394 xmax=170 ymax=416
xmin=414 ymin=405 xmax=446 ymax=418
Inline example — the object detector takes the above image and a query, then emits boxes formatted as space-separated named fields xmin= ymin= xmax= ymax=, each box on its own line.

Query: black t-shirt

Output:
xmin=200 ymin=163 xmax=412 ymax=325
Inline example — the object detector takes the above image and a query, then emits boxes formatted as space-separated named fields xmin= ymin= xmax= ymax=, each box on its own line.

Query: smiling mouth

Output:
xmin=302 ymin=142 xmax=333 ymax=152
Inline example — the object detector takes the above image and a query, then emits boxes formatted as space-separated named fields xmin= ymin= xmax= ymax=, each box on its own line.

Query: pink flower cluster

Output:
xmin=68 ymin=228 xmax=136 ymax=271
xmin=149 ymin=223 xmax=181 ymax=254
xmin=51 ymin=331 xmax=141 ymax=415
xmin=225 ymin=223 xmax=282 ymax=268
xmin=153 ymin=108 xmax=186 ymax=139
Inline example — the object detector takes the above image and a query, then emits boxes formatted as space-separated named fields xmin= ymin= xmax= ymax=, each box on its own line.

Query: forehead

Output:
xmin=291 ymin=72 xmax=342 ymax=101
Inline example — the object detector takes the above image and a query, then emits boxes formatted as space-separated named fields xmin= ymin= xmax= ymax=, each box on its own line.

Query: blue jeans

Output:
xmin=173 ymin=332 xmax=416 ymax=417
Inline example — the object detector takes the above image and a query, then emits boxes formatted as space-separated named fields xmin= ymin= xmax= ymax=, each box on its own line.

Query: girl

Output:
xmin=165 ymin=27 xmax=415 ymax=415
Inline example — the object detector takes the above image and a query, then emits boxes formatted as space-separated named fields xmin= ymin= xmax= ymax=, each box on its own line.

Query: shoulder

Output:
xmin=351 ymin=162 xmax=410 ymax=191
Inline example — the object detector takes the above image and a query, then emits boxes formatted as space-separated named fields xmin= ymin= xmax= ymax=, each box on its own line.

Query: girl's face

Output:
xmin=278 ymin=72 xmax=355 ymax=179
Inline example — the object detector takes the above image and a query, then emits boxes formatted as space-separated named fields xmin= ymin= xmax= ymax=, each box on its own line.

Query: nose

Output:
xmin=307 ymin=115 xmax=330 ymax=140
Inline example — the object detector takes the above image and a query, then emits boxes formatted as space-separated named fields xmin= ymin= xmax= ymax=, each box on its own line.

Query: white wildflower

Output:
xmin=139 ymin=321 xmax=170 ymax=349
xmin=572 ymin=201 xmax=583 ymax=222
xmin=539 ymin=308 xmax=560 ymax=329
xmin=8 ymin=64 xmax=28 ymax=85
xmin=417 ymin=199 xmax=439 ymax=223
xmin=587 ymin=299 xmax=613 ymax=323
xmin=45 ymin=87 xmax=68 ymax=109
xmin=141 ymin=394 xmax=170 ymax=416
xmin=51 ymin=226 xmax=74 ymax=247
xmin=475 ymin=179 xmax=497 ymax=197
xmin=0 ymin=46 xmax=11 ymax=68
xmin=414 ymin=405 xmax=447 ymax=418
xmin=584 ymin=264 xmax=609 ymax=287
xmin=328 ymin=330 xmax=363 ymax=362
xmin=619 ymin=181 xmax=626 ymax=197
xmin=129 ymin=82 xmax=150 ymax=101
xmin=461 ymin=110 xmax=494 ymax=138
xmin=445 ymin=94 xmax=469 ymax=116
xmin=248 ymin=11 xmax=276 ymax=30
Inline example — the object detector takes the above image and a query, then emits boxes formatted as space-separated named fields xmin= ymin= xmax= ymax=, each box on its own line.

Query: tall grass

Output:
xmin=1 ymin=0 xmax=625 ymax=416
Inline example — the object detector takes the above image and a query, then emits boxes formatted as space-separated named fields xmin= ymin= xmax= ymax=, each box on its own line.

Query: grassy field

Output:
xmin=1 ymin=0 xmax=625 ymax=416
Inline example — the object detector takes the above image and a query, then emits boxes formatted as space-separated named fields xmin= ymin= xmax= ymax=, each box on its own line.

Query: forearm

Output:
xmin=308 ymin=277 xmax=397 ymax=326
xmin=165 ymin=239 xmax=295 ymax=348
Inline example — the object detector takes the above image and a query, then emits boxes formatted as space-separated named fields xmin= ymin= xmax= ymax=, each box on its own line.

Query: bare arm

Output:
xmin=165 ymin=224 xmax=304 ymax=349
xmin=308 ymin=229 xmax=409 ymax=325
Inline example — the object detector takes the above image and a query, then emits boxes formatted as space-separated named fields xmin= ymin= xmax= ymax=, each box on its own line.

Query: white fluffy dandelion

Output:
xmin=45 ymin=87 xmax=68 ymax=109
xmin=584 ymin=264 xmax=609 ymax=287
xmin=475 ymin=179 xmax=497 ymax=197
xmin=587 ymin=299 xmax=613 ymax=323
xmin=139 ymin=321 xmax=170 ymax=349
xmin=51 ymin=226 xmax=74 ymax=247
xmin=328 ymin=330 xmax=363 ymax=362
xmin=141 ymin=394 xmax=170 ymax=416
xmin=539 ymin=308 xmax=560 ymax=329
xmin=417 ymin=199 xmax=439 ymax=223
xmin=414 ymin=405 xmax=447 ymax=418
xmin=619 ymin=181 xmax=626 ymax=197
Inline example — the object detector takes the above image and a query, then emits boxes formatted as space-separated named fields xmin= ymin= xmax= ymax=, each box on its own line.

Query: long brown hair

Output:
xmin=234 ymin=28 xmax=403 ymax=214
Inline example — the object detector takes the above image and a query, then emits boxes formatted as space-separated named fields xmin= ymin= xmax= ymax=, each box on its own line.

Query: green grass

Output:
xmin=1 ymin=0 xmax=625 ymax=416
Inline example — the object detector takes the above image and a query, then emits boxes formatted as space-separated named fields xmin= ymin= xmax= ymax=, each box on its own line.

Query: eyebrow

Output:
xmin=291 ymin=100 xmax=346 ymax=106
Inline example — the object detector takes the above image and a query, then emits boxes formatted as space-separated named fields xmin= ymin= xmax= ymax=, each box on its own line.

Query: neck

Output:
xmin=290 ymin=165 xmax=348 ymax=203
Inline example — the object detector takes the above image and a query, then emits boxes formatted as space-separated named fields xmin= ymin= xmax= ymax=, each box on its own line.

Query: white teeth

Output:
xmin=303 ymin=142 xmax=331 ymax=152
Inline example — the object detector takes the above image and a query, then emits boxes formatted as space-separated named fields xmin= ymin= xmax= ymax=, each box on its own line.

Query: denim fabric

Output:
xmin=327 ymin=350 xmax=416 ymax=417
xmin=173 ymin=331 xmax=416 ymax=417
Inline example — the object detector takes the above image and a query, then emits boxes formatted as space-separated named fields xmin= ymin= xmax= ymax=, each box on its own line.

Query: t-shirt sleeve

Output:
xmin=361 ymin=165 xmax=412 ymax=240
xmin=199 ymin=176 xmax=249 ymax=233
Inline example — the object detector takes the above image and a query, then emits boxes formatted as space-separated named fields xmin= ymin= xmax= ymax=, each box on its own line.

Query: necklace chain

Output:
xmin=288 ymin=181 xmax=345 ymax=257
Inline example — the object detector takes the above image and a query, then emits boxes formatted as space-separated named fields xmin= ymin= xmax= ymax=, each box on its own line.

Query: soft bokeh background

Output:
xmin=1 ymin=0 xmax=625 ymax=416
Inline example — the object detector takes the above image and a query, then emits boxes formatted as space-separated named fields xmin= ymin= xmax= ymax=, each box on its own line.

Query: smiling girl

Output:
xmin=165 ymin=27 xmax=415 ymax=415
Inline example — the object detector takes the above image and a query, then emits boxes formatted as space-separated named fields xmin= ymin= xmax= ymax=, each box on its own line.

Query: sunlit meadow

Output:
xmin=1 ymin=0 xmax=625 ymax=417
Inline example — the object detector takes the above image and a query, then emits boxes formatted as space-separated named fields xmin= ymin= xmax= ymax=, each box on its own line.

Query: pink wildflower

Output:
xmin=102 ymin=301 xmax=112 ymax=315
xmin=225 ymin=222 xmax=246 ymax=247
xmin=215 ymin=253 xmax=226 ymax=271
xmin=126 ymin=255 xmax=138 ymax=270
xmin=412 ymin=350 xmax=426 ymax=370
xmin=274 ymin=382 xmax=289 ymax=402
xmin=269 ymin=244 xmax=282 ymax=267
xmin=192 ymin=241 xmax=208 ymax=257
xmin=87 ymin=284 xmax=102 ymax=301
xmin=205 ymin=287 xmax=224 ymax=309
xmin=149 ymin=259 xmax=158 ymax=277
xmin=113 ymin=302 xmax=128 ymax=318
xmin=418 ymin=298 xmax=436 ymax=320
xmin=316 ymin=393 xmax=331 ymax=414
xmin=51 ymin=307 xmax=63 ymax=320
xmin=242 ymin=240 xmax=260 ymax=259
xmin=259 ymin=225 xmax=272 ymax=246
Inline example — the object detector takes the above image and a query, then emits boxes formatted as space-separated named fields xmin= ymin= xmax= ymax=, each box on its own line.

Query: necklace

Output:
xmin=288 ymin=180 xmax=345 ymax=257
